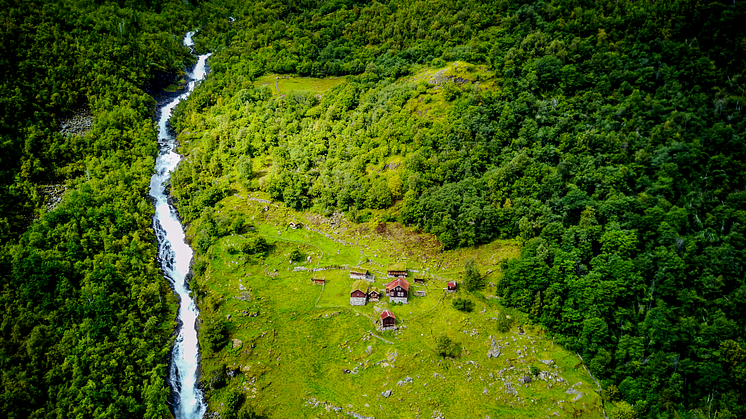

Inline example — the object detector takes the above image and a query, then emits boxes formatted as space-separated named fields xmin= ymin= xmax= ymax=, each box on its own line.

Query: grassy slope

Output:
xmin=189 ymin=188 xmax=605 ymax=418
xmin=178 ymin=64 xmax=605 ymax=418
xmin=254 ymin=73 xmax=347 ymax=96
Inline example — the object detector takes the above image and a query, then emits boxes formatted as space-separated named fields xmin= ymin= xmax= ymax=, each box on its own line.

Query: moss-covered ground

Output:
xmin=187 ymin=189 xmax=607 ymax=419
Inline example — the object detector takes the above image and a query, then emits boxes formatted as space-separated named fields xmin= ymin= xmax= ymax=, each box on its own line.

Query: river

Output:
xmin=149 ymin=31 xmax=210 ymax=419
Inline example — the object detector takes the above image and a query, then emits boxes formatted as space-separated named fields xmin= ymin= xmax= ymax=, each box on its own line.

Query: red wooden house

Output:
xmin=380 ymin=310 xmax=396 ymax=330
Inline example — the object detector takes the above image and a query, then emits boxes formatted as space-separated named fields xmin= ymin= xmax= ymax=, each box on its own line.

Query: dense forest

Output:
xmin=0 ymin=0 xmax=233 ymax=417
xmin=168 ymin=0 xmax=746 ymax=418
xmin=1 ymin=0 xmax=745 ymax=418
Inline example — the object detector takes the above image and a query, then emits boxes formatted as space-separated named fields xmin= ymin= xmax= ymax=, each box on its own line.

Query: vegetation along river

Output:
xmin=148 ymin=32 xmax=210 ymax=419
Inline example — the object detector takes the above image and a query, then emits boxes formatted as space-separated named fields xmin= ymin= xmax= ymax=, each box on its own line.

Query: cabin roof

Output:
xmin=380 ymin=309 xmax=395 ymax=320
xmin=387 ymin=262 xmax=406 ymax=272
xmin=351 ymin=280 xmax=369 ymax=293
xmin=386 ymin=278 xmax=410 ymax=292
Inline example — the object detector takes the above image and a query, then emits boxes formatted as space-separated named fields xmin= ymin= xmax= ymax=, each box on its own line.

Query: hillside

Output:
xmin=0 ymin=0 xmax=743 ymax=418
xmin=170 ymin=0 xmax=746 ymax=418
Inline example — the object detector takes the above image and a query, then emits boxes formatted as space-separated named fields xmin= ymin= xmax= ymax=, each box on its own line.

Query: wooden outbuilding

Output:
xmin=380 ymin=309 xmax=396 ymax=330
xmin=369 ymin=288 xmax=381 ymax=302
xmin=350 ymin=280 xmax=369 ymax=306
xmin=447 ymin=281 xmax=458 ymax=293
xmin=386 ymin=278 xmax=410 ymax=304
xmin=414 ymin=278 xmax=425 ymax=284
xmin=387 ymin=263 xmax=408 ymax=278
xmin=312 ymin=278 xmax=325 ymax=285
xmin=349 ymin=269 xmax=369 ymax=280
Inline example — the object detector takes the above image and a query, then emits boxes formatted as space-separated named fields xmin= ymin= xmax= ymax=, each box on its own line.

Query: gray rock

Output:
xmin=382 ymin=390 xmax=392 ymax=398
xmin=504 ymin=382 xmax=518 ymax=395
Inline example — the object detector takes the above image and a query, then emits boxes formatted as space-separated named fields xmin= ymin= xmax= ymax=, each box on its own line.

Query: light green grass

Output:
xmin=191 ymin=193 xmax=606 ymax=419
xmin=254 ymin=74 xmax=346 ymax=96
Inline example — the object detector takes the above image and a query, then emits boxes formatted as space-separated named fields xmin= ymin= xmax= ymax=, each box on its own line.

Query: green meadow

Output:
xmin=187 ymin=191 xmax=606 ymax=418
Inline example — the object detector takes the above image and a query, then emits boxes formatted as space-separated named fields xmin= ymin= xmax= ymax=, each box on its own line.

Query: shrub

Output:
xmin=289 ymin=248 xmax=305 ymax=262
xmin=436 ymin=334 xmax=462 ymax=358
xmin=452 ymin=297 xmax=474 ymax=312
xmin=463 ymin=259 xmax=484 ymax=291
xmin=496 ymin=310 xmax=513 ymax=333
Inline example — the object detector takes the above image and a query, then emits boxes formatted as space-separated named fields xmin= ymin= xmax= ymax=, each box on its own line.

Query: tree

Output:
xmin=202 ymin=317 xmax=227 ymax=354
xmin=436 ymin=334 xmax=462 ymax=358
xmin=463 ymin=259 xmax=484 ymax=291
xmin=452 ymin=297 xmax=474 ymax=312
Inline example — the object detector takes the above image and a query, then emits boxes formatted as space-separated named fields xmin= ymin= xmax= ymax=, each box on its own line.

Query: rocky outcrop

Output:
xmin=59 ymin=109 xmax=93 ymax=137
xmin=39 ymin=184 xmax=66 ymax=212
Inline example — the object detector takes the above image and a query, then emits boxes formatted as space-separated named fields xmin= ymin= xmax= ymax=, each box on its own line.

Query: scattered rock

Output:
xmin=231 ymin=339 xmax=242 ymax=350
xmin=397 ymin=376 xmax=413 ymax=386
xmin=565 ymin=388 xmax=583 ymax=401
xmin=487 ymin=337 xmax=501 ymax=359
xmin=59 ymin=108 xmax=93 ymax=137
xmin=382 ymin=390 xmax=392 ymax=398
xmin=504 ymin=382 xmax=518 ymax=395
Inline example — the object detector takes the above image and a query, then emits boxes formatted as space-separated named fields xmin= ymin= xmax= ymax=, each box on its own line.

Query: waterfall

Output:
xmin=149 ymin=31 xmax=210 ymax=419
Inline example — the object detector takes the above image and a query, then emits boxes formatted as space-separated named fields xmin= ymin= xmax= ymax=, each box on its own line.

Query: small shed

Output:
xmin=312 ymin=278 xmax=325 ymax=285
xmin=414 ymin=278 xmax=425 ymax=284
xmin=349 ymin=269 xmax=369 ymax=280
xmin=447 ymin=281 xmax=458 ymax=292
xmin=387 ymin=263 xmax=408 ymax=278
xmin=380 ymin=309 xmax=396 ymax=330
xmin=369 ymin=288 xmax=381 ymax=302
xmin=350 ymin=280 xmax=369 ymax=306
xmin=288 ymin=221 xmax=303 ymax=229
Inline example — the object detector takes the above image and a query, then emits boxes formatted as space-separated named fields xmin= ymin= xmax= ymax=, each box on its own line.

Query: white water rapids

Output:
xmin=149 ymin=31 xmax=210 ymax=419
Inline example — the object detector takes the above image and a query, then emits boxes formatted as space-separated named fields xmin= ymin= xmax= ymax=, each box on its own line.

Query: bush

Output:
xmin=240 ymin=236 xmax=270 ymax=255
xmin=463 ymin=259 xmax=484 ymax=291
xmin=289 ymin=248 xmax=305 ymax=262
xmin=495 ymin=310 xmax=513 ymax=333
xmin=452 ymin=297 xmax=474 ymax=312
xmin=201 ymin=317 xmax=227 ymax=353
xmin=436 ymin=334 xmax=462 ymax=358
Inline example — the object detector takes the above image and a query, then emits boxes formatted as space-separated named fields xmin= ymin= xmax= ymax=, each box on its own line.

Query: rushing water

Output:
xmin=149 ymin=31 xmax=210 ymax=419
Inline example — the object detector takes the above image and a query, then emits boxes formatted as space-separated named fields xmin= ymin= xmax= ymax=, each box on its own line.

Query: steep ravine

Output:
xmin=149 ymin=31 xmax=210 ymax=419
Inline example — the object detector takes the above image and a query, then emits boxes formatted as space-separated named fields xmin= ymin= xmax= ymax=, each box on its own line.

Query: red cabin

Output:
xmin=380 ymin=310 xmax=396 ymax=329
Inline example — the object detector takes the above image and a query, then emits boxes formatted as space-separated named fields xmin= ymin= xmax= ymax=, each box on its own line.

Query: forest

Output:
xmin=0 ymin=0 xmax=744 ymax=418
xmin=170 ymin=0 xmax=746 ymax=418
xmin=0 ymin=0 xmax=228 ymax=417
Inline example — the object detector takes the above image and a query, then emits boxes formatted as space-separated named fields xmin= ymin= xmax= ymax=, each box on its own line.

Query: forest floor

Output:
xmin=189 ymin=189 xmax=608 ymax=419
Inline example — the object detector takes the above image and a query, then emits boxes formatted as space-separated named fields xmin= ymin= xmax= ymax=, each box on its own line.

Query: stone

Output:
xmin=382 ymin=390 xmax=392 ymax=398
xmin=232 ymin=339 xmax=242 ymax=349
xmin=504 ymin=382 xmax=518 ymax=395
xmin=397 ymin=376 xmax=413 ymax=386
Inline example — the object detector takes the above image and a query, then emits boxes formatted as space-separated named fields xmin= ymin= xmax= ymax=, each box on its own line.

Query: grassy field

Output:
xmin=188 ymin=189 xmax=607 ymax=419
xmin=254 ymin=73 xmax=346 ymax=96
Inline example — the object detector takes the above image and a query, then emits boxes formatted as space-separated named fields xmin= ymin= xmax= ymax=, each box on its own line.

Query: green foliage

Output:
xmin=202 ymin=317 xmax=228 ymax=354
xmin=530 ymin=365 xmax=541 ymax=377
xmin=435 ymin=334 xmax=462 ymax=358
xmin=134 ymin=0 xmax=746 ymax=417
xmin=240 ymin=236 xmax=270 ymax=256
xmin=463 ymin=259 xmax=484 ymax=291
xmin=495 ymin=311 xmax=514 ymax=333
xmin=452 ymin=297 xmax=475 ymax=312
xmin=288 ymin=248 xmax=305 ymax=262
